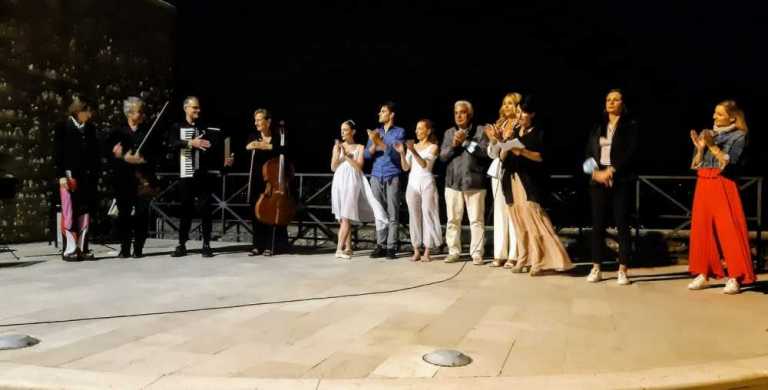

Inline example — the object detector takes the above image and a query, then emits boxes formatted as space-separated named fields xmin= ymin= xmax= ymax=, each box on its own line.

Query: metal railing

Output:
xmin=147 ymin=171 xmax=764 ymax=266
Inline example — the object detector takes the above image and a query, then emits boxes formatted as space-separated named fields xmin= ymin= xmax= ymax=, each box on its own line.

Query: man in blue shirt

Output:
xmin=365 ymin=101 xmax=405 ymax=259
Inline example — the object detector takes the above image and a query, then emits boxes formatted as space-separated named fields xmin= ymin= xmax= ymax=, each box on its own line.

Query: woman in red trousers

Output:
xmin=688 ymin=100 xmax=754 ymax=294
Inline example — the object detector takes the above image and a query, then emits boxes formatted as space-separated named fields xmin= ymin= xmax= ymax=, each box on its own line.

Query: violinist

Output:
xmin=246 ymin=108 xmax=290 ymax=256
xmin=168 ymin=96 xmax=233 ymax=258
xmin=108 ymin=97 xmax=158 ymax=259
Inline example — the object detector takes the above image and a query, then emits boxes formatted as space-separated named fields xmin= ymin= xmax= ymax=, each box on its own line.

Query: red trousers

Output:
xmin=688 ymin=168 xmax=755 ymax=284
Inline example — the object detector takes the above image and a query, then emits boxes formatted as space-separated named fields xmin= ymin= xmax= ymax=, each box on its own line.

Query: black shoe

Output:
xmin=386 ymin=248 xmax=397 ymax=259
xmin=133 ymin=241 xmax=145 ymax=259
xmin=80 ymin=250 xmax=96 ymax=260
xmin=263 ymin=248 xmax=273 ymax=257
xmin=171 ymin=245 xmax=187 ymax=257
xmin=370 ymin=246 xmax=386 ymax=258
xmin=62 ymin=252 xmax=81 ymax=262
xmin=119 ymin=242 xmax=131 ymax=258
xmin=201 ymin=244 xmax=214 ymax=258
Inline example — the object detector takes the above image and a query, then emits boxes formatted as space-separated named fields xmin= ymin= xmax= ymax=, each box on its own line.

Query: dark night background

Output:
xmin=2 ymin=0 xmax=765 ymax=243
xmin=174 ymin=0 xmax=766 ymax=176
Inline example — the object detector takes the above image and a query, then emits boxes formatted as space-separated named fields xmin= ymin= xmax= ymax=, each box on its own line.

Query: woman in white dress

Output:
xmin=331 ymin=120 xmax=388 ymax=259
xmin=395 ymin=119 xmax=442 ymax=262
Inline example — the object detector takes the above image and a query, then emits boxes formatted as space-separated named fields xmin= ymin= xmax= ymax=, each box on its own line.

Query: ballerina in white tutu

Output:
xmin=330 ymin=120 xmax=388 ymax=259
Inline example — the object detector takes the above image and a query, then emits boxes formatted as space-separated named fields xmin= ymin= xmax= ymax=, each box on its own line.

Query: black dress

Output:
xmin=245 ymin=130 xmax=291 ymax=253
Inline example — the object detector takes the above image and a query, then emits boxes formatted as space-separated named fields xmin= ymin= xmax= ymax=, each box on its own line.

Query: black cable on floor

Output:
xmin=0 ymin=261 xmax=468 ymax=328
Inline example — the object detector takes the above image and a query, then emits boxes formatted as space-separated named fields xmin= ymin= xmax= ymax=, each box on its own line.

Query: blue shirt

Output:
xmin=364 ymin=126 xmax=405 ymax=179
xmin=698 ymin=128 xmax=746 ymax=169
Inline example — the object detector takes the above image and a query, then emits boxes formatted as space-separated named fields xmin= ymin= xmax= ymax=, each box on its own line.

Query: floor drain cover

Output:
xmin=0 ymin=335 xmax=40 ymax=350
xmin=422 ymin=349 xmax=472 ymax=367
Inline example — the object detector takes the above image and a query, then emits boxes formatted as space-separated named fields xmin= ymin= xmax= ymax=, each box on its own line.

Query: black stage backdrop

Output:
xmin=0 ymin=0 xmax=174 ymax=243
xmin=2 ymin=1 xmax=765 ymax=243
xmin=174 ymin=1 xmax=766 ymax=177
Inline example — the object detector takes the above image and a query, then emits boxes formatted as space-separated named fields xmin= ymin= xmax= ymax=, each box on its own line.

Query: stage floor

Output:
xmin=0 ymin=240 xmax=766 ymax=389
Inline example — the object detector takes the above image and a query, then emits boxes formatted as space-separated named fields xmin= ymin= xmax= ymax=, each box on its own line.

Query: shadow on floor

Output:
xmin=0 ymin=260 xmax=46 ymax=269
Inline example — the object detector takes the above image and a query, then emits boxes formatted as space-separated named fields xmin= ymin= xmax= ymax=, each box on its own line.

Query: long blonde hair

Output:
xmin=718 ymin=100 xmax=748 ymax=133
xmin=496 ymin=92 xmax=522 ymax=125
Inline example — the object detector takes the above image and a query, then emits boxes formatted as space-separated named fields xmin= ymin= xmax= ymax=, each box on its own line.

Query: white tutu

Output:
xmin=331 ymin=147 xmax=388 ymax=226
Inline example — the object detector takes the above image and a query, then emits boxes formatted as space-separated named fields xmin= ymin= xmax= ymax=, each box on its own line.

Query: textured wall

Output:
xmin=0 ymin=0 xmax=174 ymax=243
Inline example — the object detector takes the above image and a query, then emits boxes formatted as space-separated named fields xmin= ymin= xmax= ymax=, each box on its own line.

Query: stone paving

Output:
xmin=0 ymin=240 xmax=766 ymax=389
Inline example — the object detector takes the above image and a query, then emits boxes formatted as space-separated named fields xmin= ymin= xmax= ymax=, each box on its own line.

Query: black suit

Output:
xmin=585 ymin=116 xmax=639 ymax=266
xmin=167 ymin=120 xmax=225 ymax=245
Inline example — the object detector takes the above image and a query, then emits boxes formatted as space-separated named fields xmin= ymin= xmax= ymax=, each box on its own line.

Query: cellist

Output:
xmin=246 ymin=108 xmax=290 ymax=256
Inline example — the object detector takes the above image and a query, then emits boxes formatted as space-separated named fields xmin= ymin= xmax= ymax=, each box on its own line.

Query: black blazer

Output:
xmin=107 ymin=123 xmax=159 ymax=192
xmin=53 ymin=117 xmax=101 ymax=180
xmin=501 ymin=126 xmax=549 ymax=205
xmin=585 ymin=116 xmax=639 ymax=183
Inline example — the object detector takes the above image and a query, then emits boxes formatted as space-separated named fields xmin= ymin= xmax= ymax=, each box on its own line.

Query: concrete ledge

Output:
xmin=1 ymin=355 xmax=767 ymax=390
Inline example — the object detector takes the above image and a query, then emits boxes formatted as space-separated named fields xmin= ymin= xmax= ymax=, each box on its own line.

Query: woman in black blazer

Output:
xmin=501 ymin=96 xmax=574 ymax=275
xmin=585 ymin=89 xmax=639 ymax=285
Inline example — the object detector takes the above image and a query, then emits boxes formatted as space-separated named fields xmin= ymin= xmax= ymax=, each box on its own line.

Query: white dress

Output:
xmin=331 ymin=146 xmax=388 ymax=225
xmin=405 ymin=145 xmax=443 ymax=249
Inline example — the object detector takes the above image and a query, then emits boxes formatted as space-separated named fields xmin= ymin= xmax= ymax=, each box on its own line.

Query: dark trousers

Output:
xmin=116 ymin=190 xmax=150 ymax=251
xmin=590 ymin=180 xmax=632 ymax=266
xmin=178 ymin=173 xmax=213 ymax=245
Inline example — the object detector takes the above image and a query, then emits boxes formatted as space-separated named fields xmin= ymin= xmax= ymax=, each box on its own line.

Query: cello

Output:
xmin=253 ymin=121 xmax=296 ymax=226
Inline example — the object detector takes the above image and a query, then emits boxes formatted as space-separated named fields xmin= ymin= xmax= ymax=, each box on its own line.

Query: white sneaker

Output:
xmin=723 ymin=278 xmax=740 ymax=295
xmin=444 ymin=254 xmax=461 ymax=263
xmin=586 ymin=267 xmax=602 ymax=283
xmin=616 ymin=270 xmax=630 ymax=285
xmin=687 ymin=274 xmax=709 ymax=290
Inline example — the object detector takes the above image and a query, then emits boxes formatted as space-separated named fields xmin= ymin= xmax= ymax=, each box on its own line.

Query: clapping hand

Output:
xmin=112 ymin=143 xmax=124 ymax=159
xmin=190 ymin=136 xmax=211 ymax=151
xmin=484 ymin=125 xmax=500 ymax=143
xmin=452 ymin=129 xmax=467 ymax=147
xmin=367 ymin=129 xmax=383 ymax=144
xmin=393 ymin=142 xmax=405 ymax=154
xmin=690 ymin=129 xmax=706 ymax=150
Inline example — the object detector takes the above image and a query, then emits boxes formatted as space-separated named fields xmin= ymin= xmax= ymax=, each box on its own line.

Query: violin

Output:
xmin=254 ymin=121 xmax=296 ymax=226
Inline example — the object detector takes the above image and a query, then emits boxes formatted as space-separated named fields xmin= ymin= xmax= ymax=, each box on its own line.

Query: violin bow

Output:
xmin=246 ymin=149 xmax=255 ymax=203
xmin=135 ymin=100 xmax=170 ymax=154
